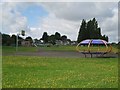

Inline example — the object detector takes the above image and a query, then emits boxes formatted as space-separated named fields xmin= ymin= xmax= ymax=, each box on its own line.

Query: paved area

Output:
xmin=11 ymin=50 xmax=118 ymax=58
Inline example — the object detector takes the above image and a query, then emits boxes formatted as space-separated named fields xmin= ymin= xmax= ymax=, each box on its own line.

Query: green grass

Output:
xmin=2 ymin=45 xmax=118 ymax=54
xmin=2 ymin=56 xmax=118 ymax=88
xmin=2 ymin=46 xmax=38 ymax=54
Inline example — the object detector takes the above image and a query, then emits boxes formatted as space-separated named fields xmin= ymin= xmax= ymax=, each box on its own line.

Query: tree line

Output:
xmin=1 ymin=32 xmax=69 ymax=46
xmin=77 ymin=18 xmax=108 ymax=43
xmin=1 ymin=18 xmax=110 ymax=46
xmin=1 ymin=33 xmax=33 ymax=46
xmin=40 ymin=32 xmax=69 ymax=45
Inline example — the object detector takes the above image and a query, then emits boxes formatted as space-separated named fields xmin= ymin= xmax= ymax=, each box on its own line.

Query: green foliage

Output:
xmin=11 ymin=35 xmax=17 ymax=45
xmin=77 ymin=18 xmax=109 ymax=43
xmin=2 ymin=56 xmax=118 ymax=88
xmin=41 ymin=32 xmax=49 ymax=43
xmin=77 ymin=19 xmax=87 ymax=42
xmin=2 ymin=34 xmax=12 ymax=46
xmin=55 ymin=32 xmax=61 ymax=40
xmin=41 ymin=32 xmax=68 ymax=45
xmin=48 ymin=35 xmax=56 ymax=45
xmin=2 ymin=33 xmax=24 ymax=46
xmin=25 ymin=36 xmax=33 ymax=44
xmin=61 ymin=35 xmax=67 ymax=41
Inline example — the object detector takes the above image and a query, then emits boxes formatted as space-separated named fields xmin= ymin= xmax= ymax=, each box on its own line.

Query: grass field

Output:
xmin=2 ymin=46 xmax=38 ymax=54
xmin=2 ymin=45 xmax=118 ymax=54
xmin=2 ymin=56 xmax=118 ymax=88
xmin=2 ymin=45 xmax=118 ymax=88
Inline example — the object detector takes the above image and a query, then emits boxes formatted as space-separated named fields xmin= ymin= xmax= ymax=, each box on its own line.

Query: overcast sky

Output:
xmin=0 ymin=1 xmax=119 ymax=42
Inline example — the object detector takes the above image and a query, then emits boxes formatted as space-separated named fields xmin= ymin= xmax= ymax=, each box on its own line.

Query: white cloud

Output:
xmin=1 ymin=2 xmax=28 ymax=35
xmin=40 ymin=2 xmax=117 ymax=21
xmin=38 ymin=2 xmax=118 ymax=42
xmin=100 ymin=8 xmax=118 ymax=42
xmin=30 ymin=13 xmax=80 ymax=40
xmin=1 ymin=0 xmax=119 ymax=2
xmin=1 ymin=2 xmax=118 ymax=43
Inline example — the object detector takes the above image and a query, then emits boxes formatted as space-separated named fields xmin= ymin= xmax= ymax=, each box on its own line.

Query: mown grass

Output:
xmin=2 ymin=56 xmax=118 ymax=88
xmin=2 ymin=46 xmax=38 ymax=54
xmin=2 ymin=45 xmax=118 ymax=54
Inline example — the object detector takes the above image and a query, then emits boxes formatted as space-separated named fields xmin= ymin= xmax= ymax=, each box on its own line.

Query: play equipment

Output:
xmin=76 ymin=39 xmax=112 ymax=57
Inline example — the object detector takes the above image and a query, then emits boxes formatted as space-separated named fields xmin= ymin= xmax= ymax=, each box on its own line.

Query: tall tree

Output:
xmin=86 ymin=20 xmax=92 ymax=39
xmin=55 ymin=32 xmax=61 ymax=40
xmin=77 ymin=18 xmax=109 ymax=42
xmin=2 ymin=34 xmax=12 ymax=46
xmin=11 ymin=34 xmax=17 ymax=45
xmin=41 ymin=32 xmax=48 ymax=43
xmin=77 ymin=19 xmax=87 ymax=42
xmin=61 ymin=35 xmax=67 ymax=41
xmin=101 ymin=35 xmax=108 ymax=42
xmin=48 ymin=35 xmax=56 ymax=45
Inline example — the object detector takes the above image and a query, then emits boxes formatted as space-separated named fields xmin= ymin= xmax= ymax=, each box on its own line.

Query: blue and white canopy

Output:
xmin=80 ymin=39 xmax=108 ymax=45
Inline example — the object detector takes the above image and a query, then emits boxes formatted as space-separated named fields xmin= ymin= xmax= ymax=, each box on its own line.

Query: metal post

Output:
xmin=16 ymin=30 xmax=25 ymax=51
xmin=16 ymin=34 xmax=18 ymax=52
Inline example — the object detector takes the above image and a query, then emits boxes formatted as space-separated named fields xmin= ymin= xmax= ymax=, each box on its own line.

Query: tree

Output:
xmin=41 ymin=32 xmax=48 ymax=43
xmin=96 ymin=28 xmax=102 ymax=38
xmin=48 ymin=35 xmax=56 ymax=45
xmin=61 ymin=35 xmax=67 ymax=41
xmin=101 ymin=35 xmax=108 ymax=42
xmin=18 ymin=36 xmax=24 ymax=45
xmin=77 ymin=18 xmax=109 ymax=42
xmin=11 ymin=34 xmax=17 ymax=46
xmin=34 ymin=38 xmax=39 ymax=43
xmin=55 ymin=32 xmax=61 ymax=40
xmin=87 ymin=18 xmax=98 ymax=39
xmin=77 ymin=19 xmax=87 ymax=42
xmin=25 ymin=36 xmax=33 ymax=44
xmin=2 ymin=34 xmax=12 ymax=46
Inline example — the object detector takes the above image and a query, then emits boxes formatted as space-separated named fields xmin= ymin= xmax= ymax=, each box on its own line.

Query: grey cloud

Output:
xmin=2 ymin=2 xmax=28 ymax=34
xmin=41 ymin=2 xmax=117 ymax=21
xmin=40 ymin=2 xmax=118 ymax=42
xmin=1 ymin=2 xmax=118 ymax=43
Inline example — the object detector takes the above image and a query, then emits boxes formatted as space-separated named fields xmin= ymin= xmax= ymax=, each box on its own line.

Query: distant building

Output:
xmin=33 ymin=39 xmax=44 ymax=46
xmin=55 ymin=40 xmax=71 ymax=45
xmin=71 ymin=41 xmax=78 ymax=45
xmin=56 ymin=40 xmax=63 ymax=45
xmin=21 ymin=41 xmax=31 ymax=47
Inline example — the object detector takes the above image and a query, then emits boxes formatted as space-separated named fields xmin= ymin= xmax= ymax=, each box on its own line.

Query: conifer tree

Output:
xmin=77 ymin=19 xmax=87 ymax=42
xmin=77 ymin=18 xmax=109 ymax=42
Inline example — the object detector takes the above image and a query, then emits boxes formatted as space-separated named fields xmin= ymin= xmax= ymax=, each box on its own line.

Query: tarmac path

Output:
xmin=8 ymin=48 xmax=118 ymax=58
